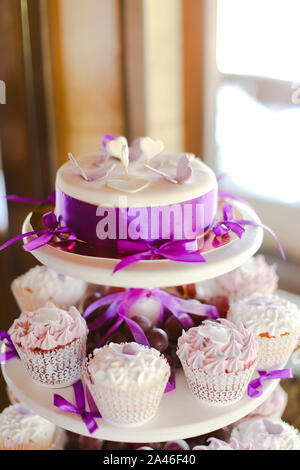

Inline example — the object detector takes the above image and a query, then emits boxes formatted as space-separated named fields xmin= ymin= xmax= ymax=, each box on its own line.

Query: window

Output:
xmin=204 ymin=0 xmax=300 ymax=259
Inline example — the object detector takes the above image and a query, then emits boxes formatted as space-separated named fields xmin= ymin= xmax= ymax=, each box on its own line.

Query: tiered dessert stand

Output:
xmin=2 ymin=200 xmax=298 ymax=443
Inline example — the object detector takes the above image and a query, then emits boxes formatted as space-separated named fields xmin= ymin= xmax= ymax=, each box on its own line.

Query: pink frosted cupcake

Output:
xmin=193 ymin=437 xmax=253 ymax=450
xmin=10 ymin=302 xmax=88 ymax=388
xmin=231 ymin=418 xmax=300 ymax=450
xmin=83 ymin=342 xmax=170 ymax=427
xmin=228 ymin=294 xmax=300 ymax=369
xmin=177 ymin=319 xmax=258 ymax=406
xmin=216 ymin=255 xmax=278 ymax=302
xmin=11 ymin=265 xmax=87 ymax=312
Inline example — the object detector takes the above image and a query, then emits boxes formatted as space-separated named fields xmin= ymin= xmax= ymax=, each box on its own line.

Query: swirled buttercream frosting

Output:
xmin=87 ymin=342 xmax=170 ymax=391
xmin=217 ymin=255 xmax=278 ymax=299
xmin=228 ymin=294 xmax=300 ymax=336
xmin=176 ymin=318 xmax=258 ymax=374
xmin=231 ymin=418 xmax=300 ymax=450
xmin=193 ymin=437 xmax=254 ymax=450
xmin=0 ymin=404 xmax=56 ymax=450
xmin=10 ymin=302 xmax=88 ymax=351
xmin=11 ymin=265 xmax=87 ymax=310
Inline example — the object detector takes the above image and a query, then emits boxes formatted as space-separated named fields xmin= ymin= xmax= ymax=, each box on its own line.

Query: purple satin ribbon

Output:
xmin=0 ymin=331 xmax=19 ymax=362
xmin=5 ymin=191 xmax=55 ymax=206
xmin=0 ymin=211 xmax=76 ymax=252
xmin=52 ymin=380 xmax=101 ymax=434
xmin=83 ymin=288 xmax=219 ymax=393
xmin=100 ymin=134 xmax=116 ymax=148
xmin=213 ymin=203 xmax=286 ymax=260
xmin=248 ymin=368 xmax=293 ymax=398
xmin=114 ymin=239 xmax=206 ymax=273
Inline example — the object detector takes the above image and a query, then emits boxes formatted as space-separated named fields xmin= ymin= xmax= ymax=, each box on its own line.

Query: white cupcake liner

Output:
xmin=82 ymin=360 xmax=169 ymax=427
xmin=14 ymin=336 xmax=87 ymax=388
xmin=256 ymin=331 xmax=300 ymax=369
xmin=181 ymin=360 xmax=257 ymax=406
xmin=0 ymin=424 xmax=65 ymax=450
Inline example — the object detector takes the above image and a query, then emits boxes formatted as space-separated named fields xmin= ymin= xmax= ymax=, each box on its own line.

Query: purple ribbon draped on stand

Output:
xmin=113 ymin=239 xmax=206 ymax=273
xmin=52 ymin=380 xmax=101 ymax=434
xmin=0 ymin=331 xmax=19 ymax=362
xmin=83 ymin=288 xmax=219 ymax=392
xmin=5 ymin=191 xmax=55 ymax=206
xmin=213 ymin=203 xmax=286 ymax=260
xmin=0 ymin=211 xmax=76 ymax=253
xmin=248 ymin=369 xmax=293 ymax=398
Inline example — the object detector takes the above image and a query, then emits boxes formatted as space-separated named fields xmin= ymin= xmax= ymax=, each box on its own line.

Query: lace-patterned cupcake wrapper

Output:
xmin=256 ymin=331 xmax=300 ymax=370
xmin=181 ymin=361 xmax=257 ymax=406
xmin=82 ymin=362 xmax=169 ymax=427
xmin=14 ymin=336 xmax=87 ymax=388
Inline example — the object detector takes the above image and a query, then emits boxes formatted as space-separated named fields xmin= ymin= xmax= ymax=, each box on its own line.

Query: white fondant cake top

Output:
xmin=56 ymin=153 xmax=217 ymax=207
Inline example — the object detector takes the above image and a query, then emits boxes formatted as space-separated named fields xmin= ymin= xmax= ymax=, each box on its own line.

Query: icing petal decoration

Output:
xmin=0 ymin=331 xmax=19 ymax=362
xmin=53 ymin=380 xmax=101 ymax=434
xmin=88 ymin=161 xmax=116 ymax=182
xmin=139 ymin=137 xmax=164 ymax=162
xmin=144 ymin=154 xmax=193 ymax=184
xmin=175 ymin=154 xmax=193 ymax=183
xmin=263 ymin=419 xmax=284 ymax=436
xmin=107 ymin=176 xmax=150 ymax=193
xmin=106 ymin=136 xmax=129 ymax=172
xmin=68 ymin=153 xmax=89 ymax=181
xmin=129 ymin=137 xmax=145 ymax=163
xmin=196 ymin=324 xmax=230 ymax=345
xmin=247 ymin=369 xmax=293 ymax=398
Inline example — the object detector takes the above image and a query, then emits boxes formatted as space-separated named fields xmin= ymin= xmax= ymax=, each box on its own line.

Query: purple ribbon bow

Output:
xmin=84 ymin=288 xmax=219 ymax=392
xmin=5 ymin=191 xmax=55 ymax=206
xmin=0 ymin=331 xmax=19 ymax=362
xmin=114 ymin=238 xmax=206 ymax=273
xmin=52 ymin=380 xmax=101 ymax=434
xmin=0 ymin=211 xmax=76 ymax=252
xmin=213 ymin=203 xmax=286 ymax=260
xmin=248 ymin=368 xmax=293 ymax=398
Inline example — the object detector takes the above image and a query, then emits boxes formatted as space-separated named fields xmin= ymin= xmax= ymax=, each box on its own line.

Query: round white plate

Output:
xmin=21 ymin=200 xmax=263 ymax=288
xmin=2 ymin=290 xmax=297 ymax=443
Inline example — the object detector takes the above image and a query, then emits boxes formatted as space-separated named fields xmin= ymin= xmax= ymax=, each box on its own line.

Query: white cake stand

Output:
xmin=21 ymin=200 xmax=263 ymax=288
xmin=2 ymin=289 xmax=297 ymax=444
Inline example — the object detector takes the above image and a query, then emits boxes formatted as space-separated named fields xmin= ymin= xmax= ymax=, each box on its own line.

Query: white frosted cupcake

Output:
xmin=228 ymin=294 xmax=300 ymax=369
xmin=246 ymin=385 xmax=288 ymax=420
xmin=83 ymin=342 xmax=170 ymax=427
xmin=193 ymin=437 xmax=254 ymax=450
xmin=0 ymin=404 xmax=65 ymax=450
xmin=11 ymin=265 xmax=87 ymax=312
xmin=231 ymin=418 xmax=300 ymax=450
xmin=216 ymin=255 xmax=278 ymax=302
xmin=10 ymin=302 xmax=88 ymax=388
xmin=177 ymin=319 xmax=258 ymax=406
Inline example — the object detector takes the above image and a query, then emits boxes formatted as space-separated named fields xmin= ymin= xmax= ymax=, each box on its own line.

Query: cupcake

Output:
xmin=176 ymin=318 xmax=258 ymax=406
xmin=11 ymin=265 xmax=87 ymax=312
xmin=10 ymin=302 xmax=88 ymax=388
xmin=216 ymin=255 xmax=278 ymax=302
xmin=231 ymin=418 xmax=300 ymax=450
xmin=228 ymin=294 xmax=300 ymax=369
xmin=83 ymin=342 xmax=170 ymax=427
xmin=193 ymin=437 xmax=253 ymax=450
xmin=0 ymin=404 xmax=65 ymax=450
xmin=246 ymin=385 xmax=288 ymax=420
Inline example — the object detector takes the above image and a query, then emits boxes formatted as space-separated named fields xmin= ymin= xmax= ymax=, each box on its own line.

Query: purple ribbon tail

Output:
xmin=248 ymin=368 xmax=293 ymax=398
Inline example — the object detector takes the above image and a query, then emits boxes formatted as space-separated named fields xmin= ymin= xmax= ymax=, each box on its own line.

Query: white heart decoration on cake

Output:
xmin=107 ymin=176 xmax=150 ymax=193
xmin=176 ymin=154 xmax=193 ymax=183
xmin=106 ymin=136 xmax=129 ymax=172
xmin=140 ymin=137 xmax=164 ymax=162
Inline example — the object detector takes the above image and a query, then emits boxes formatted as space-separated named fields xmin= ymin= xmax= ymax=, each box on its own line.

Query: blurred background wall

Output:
xmin=0 ymin=0 xmax=299 ymax=415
